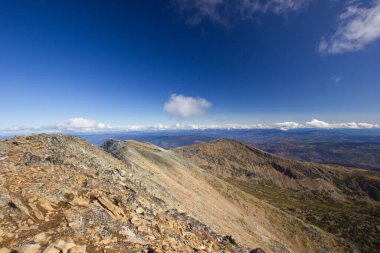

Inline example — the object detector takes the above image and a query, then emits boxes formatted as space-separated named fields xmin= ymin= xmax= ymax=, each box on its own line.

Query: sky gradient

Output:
xmin=1 ymin=0 xmax=380 ymax=133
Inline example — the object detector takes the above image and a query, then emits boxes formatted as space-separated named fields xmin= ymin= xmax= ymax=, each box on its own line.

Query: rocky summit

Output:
xmin=0 ymin=135 xmax=379 ymax=253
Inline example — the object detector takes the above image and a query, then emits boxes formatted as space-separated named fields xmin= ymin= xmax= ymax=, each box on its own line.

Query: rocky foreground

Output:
xmin=0 ymin=135 xmax=248 ymax=252
xmin=0 ymin=134 xmax=379 ymax=252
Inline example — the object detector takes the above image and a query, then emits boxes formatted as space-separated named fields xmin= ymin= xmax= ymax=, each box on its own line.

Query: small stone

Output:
xmin=70 ymin=197 xmax=89 ymax=207
xmin=42 ymin=245 xmax=60 ymax=253
xmin=59 ymin=242 xmax=76 ymax=253
xmin=6 ymin=233 xmax=14 ymax=238
xmin=18 ymin=224 xmax=29 ymax=231
xmin=138 ymin=225 xmax=148 ymax=233
xmin=39 ymin=200 xmax=55 ymax=211
xmin=68 ymin=245 xmax=86 ymax=253
xmin=34 ymin=232 xmax=48 ymax=244
xmin=28 ymin=196 xmax=38 ymax=203
xmin=68 ymin=217 xmax=83 ymax=228
xmin=52 ymin=240 xmax=66 ymax=249
xmin=131 ymin=216 xmax=142 ymax=226
xmin=100 ymin=236 xmax=112 ymax=245
xmin=120 ymin=226 xmax=136 ymax=238
xmin=0 ymin=248 xmax=11 ymax=253
xmin=65 ymin=237 xmax=75 ymax=244
xmin=136 ymin=207 xmax=144 ymax=214
xmin=18 ymin=243 xmax=41 ymax=253
xmin=250 ymin=248 xmax=266 ymax=253
xmin=68 ymin=222 xmax=79 ymax=228
xmin=29 ymin=203 xmax=44 ymax=221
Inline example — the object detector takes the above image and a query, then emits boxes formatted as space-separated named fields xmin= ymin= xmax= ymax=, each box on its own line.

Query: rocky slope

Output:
xmin=0 ymin=135 xmax=378 ymax=252
xmin=174 ymin=139 xmax=380 ymax=252
xmin=0 ymin=135 xmax=247 ymax=253
xmin=102 ymin=139 xmax=350 ymax=253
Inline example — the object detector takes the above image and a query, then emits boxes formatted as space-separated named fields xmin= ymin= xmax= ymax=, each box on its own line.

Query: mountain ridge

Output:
xmin=174 ymin=138 xmax=380 ymax=201
xmin=0 ymin=135 xmax=247 ymax=252
xmin=174 ymin=138 xmax=380 ymax=252
xmin=102 ymin=138 xmax=353 ymax=252
xmin=1 ymin=135 xmax=379 ymax=252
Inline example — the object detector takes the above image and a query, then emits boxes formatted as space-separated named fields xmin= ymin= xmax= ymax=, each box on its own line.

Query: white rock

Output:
xmin=34 ymin=232 xmax=48 ymax=244
xmin=68 ymin=245 xmax=86 ymax=253
xmin=42 ymin=245 xmax=60 ymax=253
xmin=0 ymin=248 xmax=11 ymax=253
xmin=18 ymin=244 xmax=41 ymax=253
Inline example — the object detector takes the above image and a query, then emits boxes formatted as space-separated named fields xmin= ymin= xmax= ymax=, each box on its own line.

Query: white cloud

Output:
xmin=319 ymin=1 xmax=380 ymax=54
xmin=357 ymin=122 xmax=377 ymax=128
xmin=1 ymin=118 xmax=379 ymax=135
xmin=330 ymin=75 xmax=341 ymax=83
xmin=306 ymin=119 xmax=331 ymax=128
xmin=306 ymin=119 xmax=379 ymax=129
xmin=0 ymin=117 xmax=111 ymax=135
xmin=275 ymin=121 xmax=301 ymax=130
xmin=164 ymin=94 xmax=212 ymax=119
xmin=58 ymin=118 xmax=110 ymax=131
xmin=176 ymin=0 xmax=226 ymax=25
xmin=175 ymin=0 xmax=311 ymax=25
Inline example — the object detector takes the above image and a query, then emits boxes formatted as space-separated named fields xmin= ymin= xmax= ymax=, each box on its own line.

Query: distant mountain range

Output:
xmin=74 ymin=129 xmax=380 ymax=172
xmin=0 ymin=134 xmax=379 ymax=252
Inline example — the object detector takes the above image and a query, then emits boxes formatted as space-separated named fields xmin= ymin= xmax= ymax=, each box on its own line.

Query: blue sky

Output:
xmin=1 ymin=0 xmax=380 ymax=132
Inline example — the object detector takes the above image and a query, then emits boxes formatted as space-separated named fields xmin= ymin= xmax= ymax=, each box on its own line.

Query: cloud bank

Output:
xmin=306 ymin=119 xmax=378 ymax=129
xmin=164 ymin=94 xmax=212 ymax=119
xmin=56 ymin=118 xmax=111 ymax=131
xmin=1 ymin=118 xmax=379 ymax=135
xmin=319 ymin=1 xmax=380 ymax=54
xmin=275 ymin=121 xmax=302 ymax=131
xmin=1 ymin=118 xmax=111 ymax=135
xmin=174 ymin=0 xmax=311 ymax=25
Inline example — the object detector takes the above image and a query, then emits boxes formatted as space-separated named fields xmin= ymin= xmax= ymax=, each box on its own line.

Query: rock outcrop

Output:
xmin=0 ymin=135 xmax=245 ymax=252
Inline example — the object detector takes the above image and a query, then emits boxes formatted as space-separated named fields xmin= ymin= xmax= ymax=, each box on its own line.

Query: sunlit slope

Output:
xmin=0 ymin=135 xmax=246 ymax=252
xmin=174 ymin=139 xmax=380 ymax=252
xmin=104 ymin=139 xmax=351 ymax=253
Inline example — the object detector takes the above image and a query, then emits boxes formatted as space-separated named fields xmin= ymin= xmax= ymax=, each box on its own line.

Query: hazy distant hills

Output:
xmin=77 ymin=129 xmax=380 ymax=171
xmin=255 ymin=141 xmax=380 ymax=172
xmin=1 ymin=134 xmax=379 ymax=252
